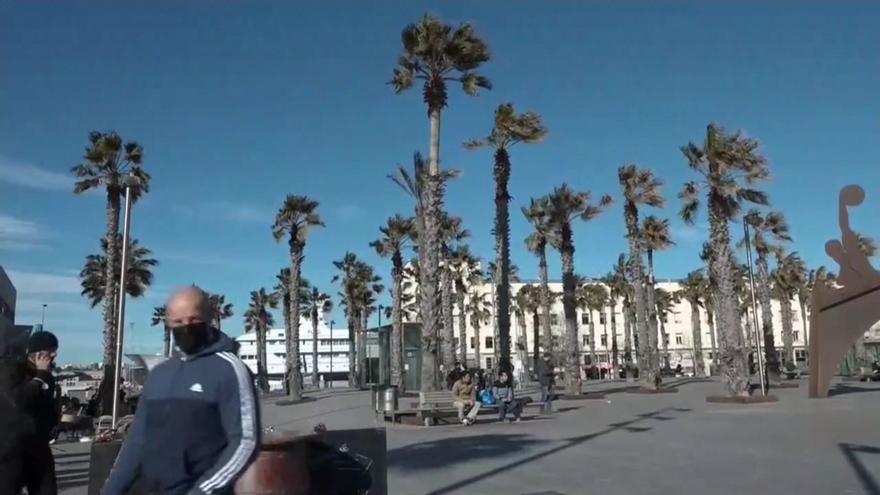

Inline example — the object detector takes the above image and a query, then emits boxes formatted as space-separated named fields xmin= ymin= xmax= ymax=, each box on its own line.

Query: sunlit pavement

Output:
xmin=57 ymin=378 xmax=880 ymax=494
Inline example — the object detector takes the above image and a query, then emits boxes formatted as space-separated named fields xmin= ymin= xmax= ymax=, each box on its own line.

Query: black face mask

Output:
xmin=172 ymin=322 xmax=211 ymax=355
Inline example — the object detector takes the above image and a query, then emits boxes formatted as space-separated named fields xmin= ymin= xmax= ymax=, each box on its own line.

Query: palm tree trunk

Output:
xmin=347 ymin=311 xmax=358 ymax=388
xmin=625 ymin=205 xmax=656 ymax=391
xmin=391 ymin=254 xmax=405 ymax=390
xmin=516 ymin=309 xmax=529 ymax=382
xmin=756 ymin=256 xmax=780 ymax=380
xmin=97 ymin=191 xmax=122 ymax=416
xmin=473 ymin=316 xmax=482 ymax=369
xmin=538 ymin=244 xmax=552 ymax=356
xmin=709 ymin=205 xmax=750 ymax=397
xmin=532 ymin=310 xmax=540 ymax=371
xmin=690 ymin=302 xmax=705 ymax=377
xmin=494 ymin=148 xmax=513 ymax=374
xmin=287 ymin=245 xmax=304 ymax=399
xmin=779 ymin=296 xmax=795 ymax=368
xmin=560 ymin=226 xmax=582 ymax=396
xmin=623 ymin=300 xmax=633 ymax=377
xmin=457 ymin=288 xmax=467 ymax=364
xmin=419 ymin=175 xmax=442 ymax=391
xmin=428 ymin=108 xmax=441 ymax=175
xmin=440 ymin=252 xmax=456 ymax=373
xmin=256 ymin=324 xmax=268 ymax=392
xmin=311 ymin=310 xmax=319 ymax=388
xmin=609 ymin=302 xmax=619 ymax=379
xmin=645 ymin=248 xmax=662 ymax=381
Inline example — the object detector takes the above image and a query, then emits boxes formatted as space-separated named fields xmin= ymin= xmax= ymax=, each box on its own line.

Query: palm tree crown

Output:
xmin=79 ymin=236 xmax=157 ymax=307
xmin=72 ymin=131 xmax=151 ymax=201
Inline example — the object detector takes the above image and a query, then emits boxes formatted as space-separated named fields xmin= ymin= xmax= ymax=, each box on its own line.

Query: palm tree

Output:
xmin=275 ymin=268 xmax=293 ymax=360
xmin=355 ymin=265 xmax=384 ymax=385
xmin=72 ymin=131 xmax=150 ymax=372
xmin=675 ymin=270 xmax=707 ymax=377
xmin=640 ymin=215 xmax=674 ymax=373
xmin=544 ymin=184 xmax=612 ymax=395
xmin=466 ymin=103 xmax=547 ymax=373
xmin=771 ymin=252 xmax=806 ymax=368
xmin=743 ymin=209 xmax=791 ymax=380
xmin=80 ymin=235 xmax=157 ymax=309
xmin=466 ymin=289 xmax=492 ymax=369
xmin=150 ymin=305 xmax=170 ymax=357
xmin=515 ymin=284 xmax=542 ymax=369
xmin=450 ymin=246 xmax=482 ymax=365
xmin=438 ymin=214 xmax=469 ymax=372
xmin=244 ymin=288 xmax=278 ymax=392
xmin=601 ymin=266 xmax=627 ymax=379
xmin=273 ymin=195 xmax=324 ymax=399
xmin=207 ymin=293 xmax=234 ymax=332
xmin=390 ymin=153 xmax=458 ymax=391
xmin=680 ymin=123 xmax=771 ymax=397
xmin=392 ymin=15 xmax=491 ymax=391
xmin=333 ymin=253 xmax=363 ymax=388
xmin=523 ymin=198 xmax=555 ymax=363
xmin=371 ymin=214 xmax=416 ymax=390
xmin=618 ymin=164 xmax=664 ymax=390
xmin=654 ymin=287 xmax=676 ymax=370
xmin=698 ymin=242 xmax=719 ymax=373
xmin=301 ymin=282 xmax=333 ymax=388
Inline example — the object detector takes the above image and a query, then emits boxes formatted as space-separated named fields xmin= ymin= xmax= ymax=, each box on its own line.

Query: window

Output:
xmin=793 ymin=331 xmax=799 ymax=342
xmin=795 ymin=350 xmax=807 ymax=361
xmin=599 ymin=313 xmax=606 ymax=325
xmin=708 ymin=352 xmax=714 ymax=359
xmin=485 ymin=336 xmax=494 ymax=349
xmin=663 ymin=334 xmax=669 ymax=346
xmin=486 ymin=357 xmax=493 ymax=369
xmin=551 ymin=313 xmax=559 ymax=325
xmin=582 ymin=335 xmax=590 ymax=347
xmin=601 ymin=334 xmax=607 ymax=347
xmin=470 ymin=337 xmax=476 ymax=349
xmin=675 ymin=334 xmax=683 ymax=345
xmin=581 ymin=313 xmax=589 ymax=325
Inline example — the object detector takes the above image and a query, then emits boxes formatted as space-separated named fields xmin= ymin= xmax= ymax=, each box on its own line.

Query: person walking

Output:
xmin=0 ymin=327 xmax=37 ymax=495
xmin=536 ymin=353 xmax=555 ymax=414
xmin=451 ymin=371 xmax=481 ymax=426
xmin=20 ymin=331 xmax=61 ymax=495
xmin=493 ymin=370 xmax=521 ymax=423
xmin=103 ymin=286 xmax=261 ymax=495
xmin=446 ymin=361 xmax=464 ymax=390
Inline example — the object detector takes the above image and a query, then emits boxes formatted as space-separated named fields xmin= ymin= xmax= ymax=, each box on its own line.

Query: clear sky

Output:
xmin=1 ymin=1 xmax=878 ymax=364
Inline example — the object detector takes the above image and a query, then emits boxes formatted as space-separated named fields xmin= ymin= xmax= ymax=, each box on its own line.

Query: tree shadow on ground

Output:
xmin=588 ymin=377 xmax=712 ymax=395
xmin=388 ymin=434 xmax=549 ymax=472
xmin=416 ymin=406 xmax=691 ymax=495
xmin=840 ymin=443 xmax=880 ymax=495
xmin=829 ymin=383 xmax=880 ymax=397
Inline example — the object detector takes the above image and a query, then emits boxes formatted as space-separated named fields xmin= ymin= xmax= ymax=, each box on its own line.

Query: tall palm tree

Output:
xmin=355 ymin=266 xmax=383 ymax=385
xmin=640 ymin=215 xmax=674 ymax=373
xmin=273 ymin=195 xmax=324 ymax=399
xmin=150 ymin=305 xmax=170 ymax=357
xmin=601 ymin=267 xmax=626 ymax=379
xmin=544 ymin=184 xmax=612 ymax=395
xmin=244 ymin=288 xmax=278 ymax=392
xmin=450 ymin=246 xmax=482 ymax=365
xmin=618 ymin=164 xmax=664 ymax=390
xmin=515 ymin=284 xmax=542 ymax=369
xmin=207 ymin=293 xmax=234 ymax=332
xmin=523 ymin=198 xmax=555 ymax=362
xmin=466 ymin=103 xmax=547 ymax=373
xmin=275 ymin=268 xmax=293 ymax=361
xmin=72 ymin=131 xmax=150 ymax=373
xmin=438 ymin=214 xmax=469 ymax=372
xmin=771 ymin=252 xmax=806 ymax=367
xmin=680 ymin=123 xmax=771 ymax=397
xmin=80 ymin=235 xmax=157 ymax=309
xmin=466 ymin=288 xmax=492 ymax=369
xmin=333 ymin=252 xmax=363 ymax=388
xmin=743 ymin=209 xmax=791 ymax=380
xmin=654 ymin=287 xmax=676 ymax=370
xmin=483 ymin=261 xmax=521 ymax=366
xmin=371 ymin=214 xmax=416 ymax=390
xmin=301 ymin=282 xmax=333 ymax=388
xmin=390 ymin=153 xmax=458 ymax=391
xmin=392 ymin=15 xmax=491 ymax=391
xmin=675 ymin=270 xmax=707 ymax=377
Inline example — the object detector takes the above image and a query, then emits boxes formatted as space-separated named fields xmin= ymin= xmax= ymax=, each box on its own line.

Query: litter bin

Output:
xmin=371 ymin=384 xmax=388 ymax=413
xmin=382 ymin=385 xmax=398 ymax=413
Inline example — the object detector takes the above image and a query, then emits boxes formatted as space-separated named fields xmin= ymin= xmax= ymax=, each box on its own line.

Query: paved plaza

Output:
xmin=56 ymin=378 xmax=880 ymax=494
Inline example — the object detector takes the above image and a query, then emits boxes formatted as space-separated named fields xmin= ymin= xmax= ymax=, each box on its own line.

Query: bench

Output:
xmin=416 ymin=385 xmax=548 ymax=427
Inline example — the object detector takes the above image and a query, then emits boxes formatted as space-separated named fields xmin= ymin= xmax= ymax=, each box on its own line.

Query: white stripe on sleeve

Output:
xmin=199 ymin=352 xmax=258 ymax=493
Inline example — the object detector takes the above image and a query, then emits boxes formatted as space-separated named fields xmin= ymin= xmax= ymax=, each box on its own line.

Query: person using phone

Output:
xmin=21 ymin=330 xmax=61 ymax=495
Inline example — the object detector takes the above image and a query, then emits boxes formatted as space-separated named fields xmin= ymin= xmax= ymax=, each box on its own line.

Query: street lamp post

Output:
xmin=743 ymin=220 xmax=767 ymax=396
xmin=378 ymin=305 xmax=384 ymax=385
xmin=111 ymin=174 xmax=140 ymax=427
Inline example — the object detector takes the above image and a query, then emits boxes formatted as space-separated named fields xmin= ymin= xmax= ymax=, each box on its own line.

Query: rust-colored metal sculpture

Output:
xmin=234 ymin=433 xmax=311 ymax=495
xmin=808 ymin=185 xmax=880 ymax=398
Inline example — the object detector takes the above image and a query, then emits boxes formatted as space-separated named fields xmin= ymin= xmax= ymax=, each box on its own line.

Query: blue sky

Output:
xmin=1 ymin=1 xmax=878 ymax=364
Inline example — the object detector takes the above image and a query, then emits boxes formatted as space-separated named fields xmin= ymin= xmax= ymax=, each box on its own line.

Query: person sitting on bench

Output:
xmin=493 ymin=370 xmax=521 ymax=423
xmin=451 ymin=371 xmax=481 ymax=426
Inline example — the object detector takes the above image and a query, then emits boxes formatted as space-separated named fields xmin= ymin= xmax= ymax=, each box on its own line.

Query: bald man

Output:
xmin=103 ymin=287 xmax=260 ymax=495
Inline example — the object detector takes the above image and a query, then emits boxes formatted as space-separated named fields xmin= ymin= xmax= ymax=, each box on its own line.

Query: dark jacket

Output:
xmin=536 ymin=359 xmax=555 ymax=387
xmin=492 ymin=381 xmax=515 ymax=403
xmin=103 ymin=331 xmax=260 ymax=495
xmin=446 ymin=368 xmax=463 ymax=390
xmin=0 ymin=357 xmax=34 ymax=492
